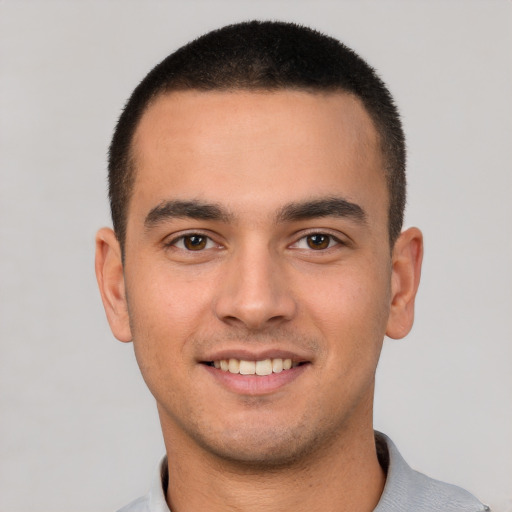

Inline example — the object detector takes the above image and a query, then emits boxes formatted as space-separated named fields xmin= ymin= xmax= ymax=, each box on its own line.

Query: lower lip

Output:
xmin=202 ymin=364 xmax=310 ymax=395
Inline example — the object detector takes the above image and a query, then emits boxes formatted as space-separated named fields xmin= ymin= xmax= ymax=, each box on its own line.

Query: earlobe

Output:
xmin=95 ymin=227 xmax=132 ymax=342
xmin=385 ymin=227 xmax=423 ymax=340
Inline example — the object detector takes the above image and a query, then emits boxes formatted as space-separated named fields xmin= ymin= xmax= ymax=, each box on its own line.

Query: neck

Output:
xmin=161 ymin=419 xmax=385 ymax=512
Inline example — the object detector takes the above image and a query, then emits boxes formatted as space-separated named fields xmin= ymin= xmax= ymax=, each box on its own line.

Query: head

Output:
xmin=108 ymin=20 xmax=406 ymax=251
xmin=96 ymin=21 xmax=422 ymax=469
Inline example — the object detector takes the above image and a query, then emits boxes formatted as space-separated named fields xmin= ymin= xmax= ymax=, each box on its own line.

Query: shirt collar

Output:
xmin=147 ymin=457 xmax=170 ymax=512
xmin=374 ymin=431 xmax=488 ymax=512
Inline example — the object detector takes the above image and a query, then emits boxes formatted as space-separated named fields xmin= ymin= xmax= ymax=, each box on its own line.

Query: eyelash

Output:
xmin=165 ymin=231 xmax=344 ymax=252
xmin=166 ymin=233 xmax=219 ymax=251
xmin=292 ymin=233 xmax=343 ymax=251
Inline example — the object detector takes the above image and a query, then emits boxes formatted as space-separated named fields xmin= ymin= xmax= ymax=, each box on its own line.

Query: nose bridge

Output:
xmin=213 ymin=236 xmax=296 ymax=329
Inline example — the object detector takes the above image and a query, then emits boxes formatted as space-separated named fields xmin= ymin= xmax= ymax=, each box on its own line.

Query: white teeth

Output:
xmin=239 ymin=360 xmax=256 ymax=375
xmin=228 ymin=358 xmax=240 ymax=373
xmin=215 ymin=358 xmax=299 ymax=375
xmin=272 ymin=358 xmax=283 ymax=373
xmin=256 ymin=359 xmax=272 ymax=376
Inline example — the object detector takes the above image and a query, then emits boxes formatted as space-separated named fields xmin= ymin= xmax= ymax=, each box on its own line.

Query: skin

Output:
xmin=96 ymin=90 xmax=423 ymax=512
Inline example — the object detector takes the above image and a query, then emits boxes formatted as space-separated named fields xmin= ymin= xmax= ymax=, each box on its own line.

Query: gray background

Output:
xmin=1 ymin=1 xmax=511 ymax=511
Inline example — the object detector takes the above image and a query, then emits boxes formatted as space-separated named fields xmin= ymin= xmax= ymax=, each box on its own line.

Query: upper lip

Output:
xmin=199 ymin=347 xmax=313 ymax=364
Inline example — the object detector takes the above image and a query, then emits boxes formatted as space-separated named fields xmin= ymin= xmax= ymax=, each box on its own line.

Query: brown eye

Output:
xmin=306 ymin=234 xmax=331 ymax=250
xmin=183 ymin=235 xmax=207 ymax=250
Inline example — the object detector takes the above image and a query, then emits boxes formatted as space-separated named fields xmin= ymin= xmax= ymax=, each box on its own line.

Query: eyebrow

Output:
xmin=144 ymin=200 xmax=232 ymax=227
xmin=144 ymin=196 xmax=367 ymax=228
xmin=276 ymin=197 xmax=367 ymax=224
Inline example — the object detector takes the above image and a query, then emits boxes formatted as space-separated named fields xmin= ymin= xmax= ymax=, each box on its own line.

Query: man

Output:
xmin=95 ymin=21 xmax=489 ymax=512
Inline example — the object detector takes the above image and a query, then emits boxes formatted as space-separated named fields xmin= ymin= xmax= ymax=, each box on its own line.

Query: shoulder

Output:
xmin=375 ymin=432 xmax=490 ymax=512
xmin=398 ymin=466 xmax=490 ymax=512
xmin=116 ymin=495 xmax=151 ymax=512
xmin=116 ymin=456 xmax=170 ymax=512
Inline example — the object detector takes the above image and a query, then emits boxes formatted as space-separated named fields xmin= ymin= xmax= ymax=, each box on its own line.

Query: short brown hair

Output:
xmin=108 ymin=21 xmax=406 ymax=249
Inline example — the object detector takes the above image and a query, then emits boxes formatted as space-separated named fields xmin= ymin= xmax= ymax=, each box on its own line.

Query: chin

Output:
xmin=190 ymin=417 xmax=333 ymax=470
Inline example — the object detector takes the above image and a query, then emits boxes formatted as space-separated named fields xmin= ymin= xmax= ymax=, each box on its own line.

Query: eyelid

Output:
xmin=162 ymin=228 xmax=350 ymax=251
xmin=164 ymin=230 xmax=223 ymax=250
xmin=289 ymin=229 xmax=348 ymax=249
xmin=292 ymin=234 xmax=341 ymax=250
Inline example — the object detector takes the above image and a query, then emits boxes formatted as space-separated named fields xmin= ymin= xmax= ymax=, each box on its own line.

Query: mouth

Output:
xmin=202 ymin=358 xmax=307 ymax=376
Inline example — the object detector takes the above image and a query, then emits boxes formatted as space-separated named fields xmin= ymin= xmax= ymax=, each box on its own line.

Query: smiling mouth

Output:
xmin=202 ymin=358 xmax=307 ymax=376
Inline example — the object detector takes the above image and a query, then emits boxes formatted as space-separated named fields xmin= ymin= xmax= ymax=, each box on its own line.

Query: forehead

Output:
xmin=129 ymin=89 xmax=386 ymax=222
xmin=134 ymin=89 xmax=379 ymax=157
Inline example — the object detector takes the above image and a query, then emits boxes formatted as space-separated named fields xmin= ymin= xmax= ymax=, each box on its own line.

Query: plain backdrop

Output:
xmin=1 ymin=1 xmax=511 ymax=511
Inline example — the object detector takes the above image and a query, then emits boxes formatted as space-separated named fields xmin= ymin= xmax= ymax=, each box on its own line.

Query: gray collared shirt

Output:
xmin=117 ymin=432 xmax=489 ymax=512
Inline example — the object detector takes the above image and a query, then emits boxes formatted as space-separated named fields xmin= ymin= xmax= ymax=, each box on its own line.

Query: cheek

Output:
xmin=124 ymin=266 xmax=214 ymax=381
xmin=127 ymin=263 xmax=213 ymax=332
xmin=300 ymin=262 xmax=391 ymax=352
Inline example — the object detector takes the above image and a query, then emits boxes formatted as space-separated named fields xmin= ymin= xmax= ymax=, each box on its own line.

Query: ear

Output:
xmin=95 ymin=227 xmax=132 ymax=342
xmin=386 ymin=227 xmax=423 ymax=339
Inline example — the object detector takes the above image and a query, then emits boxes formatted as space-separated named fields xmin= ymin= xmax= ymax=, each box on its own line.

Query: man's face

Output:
xmin=107 ymin=90 xmax=401 ymax=464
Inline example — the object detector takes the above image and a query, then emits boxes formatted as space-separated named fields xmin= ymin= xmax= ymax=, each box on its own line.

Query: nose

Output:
xmin=213 ymin=242 xmax=297 ymax=331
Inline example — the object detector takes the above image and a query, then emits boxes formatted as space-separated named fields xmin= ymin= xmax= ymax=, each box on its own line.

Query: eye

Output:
xmin=171 ymin=234 xmax=216 ymax=251
xmin=293 ymin=233 xmax=341 ymax=250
